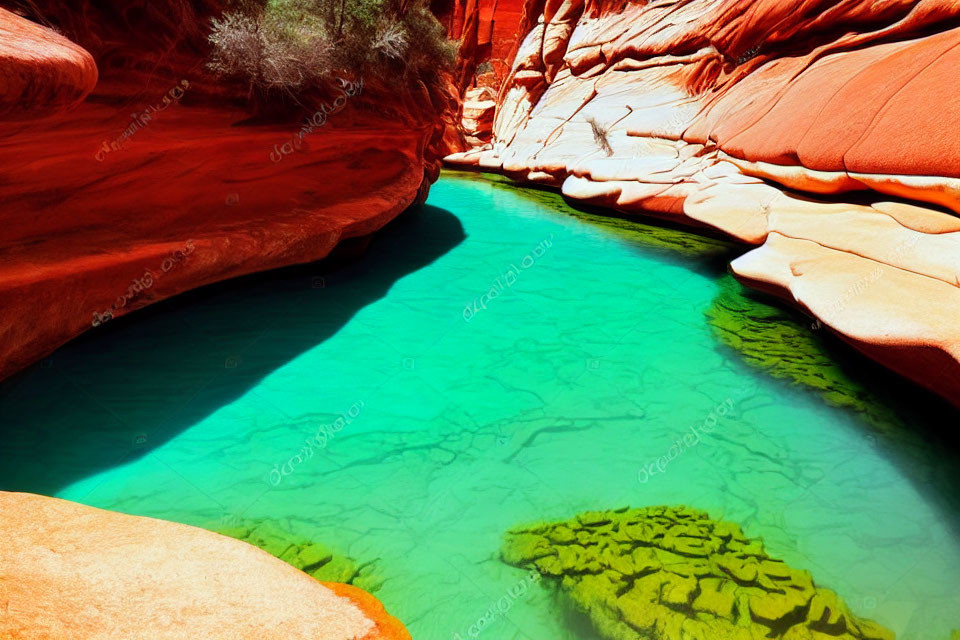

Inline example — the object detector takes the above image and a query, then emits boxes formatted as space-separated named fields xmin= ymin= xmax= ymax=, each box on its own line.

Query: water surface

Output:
xmin=2 ymin=171 xmax=959 ymax=638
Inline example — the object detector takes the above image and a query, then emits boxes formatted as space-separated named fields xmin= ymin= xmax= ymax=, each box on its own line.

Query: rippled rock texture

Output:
xmin=502 ymin=505 xmax=893 ymax=640
xmin=0 ymin=7 xmax=96 ymax=119
xmin=0 ymin=1 xmax=452 ymax=381
xmin=447 ymin=0 xmax=960 ymax=406
xmin=0 ymin=492 xmax=409 ymax=639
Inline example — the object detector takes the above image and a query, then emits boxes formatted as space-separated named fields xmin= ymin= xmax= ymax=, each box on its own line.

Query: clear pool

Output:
xmin=1 ymin=171 xmax=958 ymax=638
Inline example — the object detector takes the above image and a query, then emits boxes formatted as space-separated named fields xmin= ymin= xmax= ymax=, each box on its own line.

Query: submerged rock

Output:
xmin=0 ymin=491 xmax=409 ymax=639
xmin=705 ymin=273 xmax=901 ymax=428
xmin=214 ymin=518 xmax=385 ymax=594
xmin=502 ymin=505 xmax=893 ymax=640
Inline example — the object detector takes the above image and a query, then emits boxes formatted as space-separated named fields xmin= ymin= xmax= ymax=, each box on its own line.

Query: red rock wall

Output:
xmin=0 ymin=3 xmax=452 ymax=381
xmin=449 ymin=0 xmax=528 ymax=88
xmin=447 ymin=0 xmax=960 ymax=406
xmin=0 ymin=8 xmax=97 ymax=119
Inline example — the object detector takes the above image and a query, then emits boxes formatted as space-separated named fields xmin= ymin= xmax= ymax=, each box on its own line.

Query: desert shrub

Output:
xmin=398 ymin=5 xmax=457 ymax=86
xmin=371 ymin=21 xmax=408 ymax=59
xmin=206 ymin=0 xmax=456 ymax=107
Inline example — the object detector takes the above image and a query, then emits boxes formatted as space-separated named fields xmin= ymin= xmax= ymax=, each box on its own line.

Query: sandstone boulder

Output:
xmin=0 ymin=492 xmax=409 ymax=640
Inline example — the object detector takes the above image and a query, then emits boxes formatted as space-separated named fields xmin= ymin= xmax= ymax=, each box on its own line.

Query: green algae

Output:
xmin=502 ymin=506 xmax=894 ymax=640
xmin=704 ymin=273 xmax=903 ymax=432
xmin=704 ymin=272 xmax=960 ymax=516
xmin=444 ymin=169 xmax=887 ymax=418
xmin=443 ymin=171 xmax=941 ymax=435
xmin=213 ymin=518 xmax=383 ymax=592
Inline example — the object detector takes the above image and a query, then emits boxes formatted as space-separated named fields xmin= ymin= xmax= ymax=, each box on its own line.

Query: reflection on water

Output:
xmin=1 ymin=172 xmax=958 ymax=638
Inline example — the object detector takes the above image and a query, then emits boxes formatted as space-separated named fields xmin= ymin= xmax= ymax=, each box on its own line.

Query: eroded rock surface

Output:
xmin=447 ymin=0 xmax=960 ymax=406
xmin=0 ymin=491 xmax=409 ymax=640
xmin=460 ymin=85 xmax=497 ymax=146
xmin=0 ymin=7 xmax=97 ymax=119
xmin=502 ymin=505 xmax=893 ymax=640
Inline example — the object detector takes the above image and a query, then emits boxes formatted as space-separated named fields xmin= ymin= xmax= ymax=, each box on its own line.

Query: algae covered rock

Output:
xmin=214 ymin=518 xmax=384 ymax=593
xmin=705 ymin=273 xmax=900 ymax=428
xmin=502 ymin=505 xmax=893 ymax=640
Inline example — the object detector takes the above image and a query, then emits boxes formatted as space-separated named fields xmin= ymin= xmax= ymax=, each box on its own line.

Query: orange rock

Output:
xmin=0 ymin=491 xmax=409 ymax=639
xmin=0 ymin=95 xmax=437 ymax=381
xmin=0 ymin=8 xmax=97 ymax=119
xmin=322 ymin=583 xmax=412 ymax=640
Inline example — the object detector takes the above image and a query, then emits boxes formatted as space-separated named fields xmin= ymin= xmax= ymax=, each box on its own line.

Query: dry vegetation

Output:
xmin=586 ymin=116 xmax=614 ymax=156
xmin=207 ymin=0 xmax=457 ymax=107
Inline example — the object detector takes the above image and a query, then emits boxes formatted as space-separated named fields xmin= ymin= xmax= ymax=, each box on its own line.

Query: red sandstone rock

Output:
xmin=447 ymin=0 xmax=526 ymax=78
xmin=0 ymin=8 xmax=97 ymax=119
xmin=0 ymin=492 xmax=409 ymax=639
xmin=0 ymin=93 xmax=437 ymax=381
xmin=446 ymin=0 xmax=960 ymax=406
xmin=0 ymin=2 xmax=450 ymax=383
xmin=0 ymin=76 xmax=440 ymax=379
xmin=461 ymin=86 xmax=497 ymax=145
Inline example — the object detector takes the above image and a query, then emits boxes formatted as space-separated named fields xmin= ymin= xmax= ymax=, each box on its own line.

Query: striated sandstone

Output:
xmin=0 ymin=8 xmax=97 ymax=119
xmin=0 ymin=491 xmax=409 ymax=640
xmin=460 ymin=85 xmax=497 ymax=145
xmin=0 ymin=95 xmax=436 ymax=382
xmin=446 ymin=0 xmax=960 ymax=405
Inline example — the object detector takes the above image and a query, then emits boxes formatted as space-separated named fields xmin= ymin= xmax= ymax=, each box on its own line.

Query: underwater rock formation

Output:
xmin=0 ymin=491 xmax=409 ymax=639
xmin=215 ymin=518 xmax=385 ymax=594
xmin=446 ymin=0 xmax=960 ymax=406
xmin=0 ymin=1 xmax=452 ymax=381
xmin=502 ymin=505 xmax=893 ymax=640
xmin=705 ymin=273 xmax=904 ymax=429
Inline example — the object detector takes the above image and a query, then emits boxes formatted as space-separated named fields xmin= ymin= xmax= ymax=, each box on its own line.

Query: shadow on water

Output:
xmin=714 ymin=278 xmax=960 ymax=527
xmin=0 ymin=203 xmax=466 ymax=496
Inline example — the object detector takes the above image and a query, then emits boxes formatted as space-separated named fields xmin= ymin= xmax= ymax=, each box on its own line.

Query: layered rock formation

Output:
xmin=502 ymin=505 xmax=893 ymax=640
xmin=460 ymin=85 xmax=497 ymax=145
xmin=0 ymin=2 xmax=452 ymax=381
xmin=447 ymin=0 xmax=960 ymax=406
xmin=0 ymin=491 xmax=409 ymax=639
xmin=442 ymin=0 xmax=526 ymax=78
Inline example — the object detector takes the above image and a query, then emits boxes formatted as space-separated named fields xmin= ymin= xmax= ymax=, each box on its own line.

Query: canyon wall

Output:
xmin=0 ymin=3 xmax=454 ymax=382
xmin=447 ymin=0 xmax=960 ymax=406
xmin=0 ymin=2 xmax=450 ymax=632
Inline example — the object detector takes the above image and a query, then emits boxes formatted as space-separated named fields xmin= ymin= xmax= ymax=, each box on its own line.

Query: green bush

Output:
xmin=207 ymin=0 xmax=456 ymax=106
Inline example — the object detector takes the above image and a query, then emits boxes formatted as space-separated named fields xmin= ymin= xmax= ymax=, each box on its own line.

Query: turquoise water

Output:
xmin=1 ymin=171 xmax=959 ymax=638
